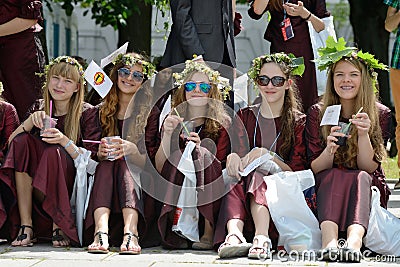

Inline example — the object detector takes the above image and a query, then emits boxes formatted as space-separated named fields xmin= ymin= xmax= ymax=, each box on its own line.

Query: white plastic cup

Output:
xmin=182 ymin=121 xmax=194 ymax=139
xmin=105 ymin=136 xmax=121 ymax=161
xmin=40 ymin=115 xmax=58 ymax=135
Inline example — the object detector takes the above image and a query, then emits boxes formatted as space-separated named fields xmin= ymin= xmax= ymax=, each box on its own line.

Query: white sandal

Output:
xmin=218 ymin=232 xmax=252 ymax=259
xmin=248 ymin=235 xmax=272 ymax=259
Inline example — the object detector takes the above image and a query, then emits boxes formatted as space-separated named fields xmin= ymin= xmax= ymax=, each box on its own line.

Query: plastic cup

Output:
xmin=182 ymin=121 xmax=194 ymax=139
xmin=105 ymin=136 xmax=121 ymax=161
xmin=335 ymin=122 xmax=350 ymax=146
xmin=40 ymin=115 xmax=58 ymax=135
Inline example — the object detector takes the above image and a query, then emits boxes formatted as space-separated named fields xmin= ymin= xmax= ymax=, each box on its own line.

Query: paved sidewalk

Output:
xmin=0 ymin=183 xmax=399 ymax=267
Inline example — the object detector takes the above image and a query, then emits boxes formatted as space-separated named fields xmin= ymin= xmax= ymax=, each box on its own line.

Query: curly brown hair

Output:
xmin=172 ymin=71 xmax=230 ymax=142
xmin=99 ymin=53 xmax=153 ymax=144
xmin=319 ymin=58 xmax=386 ymax=169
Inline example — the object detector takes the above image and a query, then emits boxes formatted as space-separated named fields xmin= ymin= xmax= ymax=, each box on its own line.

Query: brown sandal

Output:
xmin=12 ymin=225 xmax=37 ymax=247
xmin=119 ymin=233 xmax=141 ymax=255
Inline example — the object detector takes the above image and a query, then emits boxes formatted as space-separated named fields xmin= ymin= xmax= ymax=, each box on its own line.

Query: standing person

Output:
xmin=384 ymin=0 xmax=400 ymax=189
xmin=155 ymin=60 xmax=231 ymax=250
xmin=215 ymin=53 xmax=308 ymax=259
xmin=306 ymin=38 xmax=391 ymax=262
xmin=248 ymin=0 xmax=329 ymax=112
xmin=85 ymin=53 xmax=158 ymax=254
xmin=160 ymin=0 xmax=237 ymax=108
xmin=0 ymin=0 xmax=45 ymax=120
xmin=0 ymin=83 xmax=19 ymax=243
xmin=0 ymin=56 xmax=101 ymax=247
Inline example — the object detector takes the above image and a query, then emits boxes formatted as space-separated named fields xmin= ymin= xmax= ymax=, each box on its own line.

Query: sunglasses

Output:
xmin=118 ymin=68 xmax=144 ymax=82
xmin=184 ymin=82 xmax=212 ymax=94
xmin=257 ymin=75 xmax=286 ymax=87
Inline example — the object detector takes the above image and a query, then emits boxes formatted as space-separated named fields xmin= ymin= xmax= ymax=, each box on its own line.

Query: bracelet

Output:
xmin=305 ymin=12 xmax=312 ymax=20
xmin=72 ymin=144 xmax=80 ymax=155
xmin=64 ymin=140 xmax=73 ymax=150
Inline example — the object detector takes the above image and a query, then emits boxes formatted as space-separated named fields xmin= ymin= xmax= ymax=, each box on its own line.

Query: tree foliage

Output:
xmin=45 ymin=0 xmax=170 ymax=30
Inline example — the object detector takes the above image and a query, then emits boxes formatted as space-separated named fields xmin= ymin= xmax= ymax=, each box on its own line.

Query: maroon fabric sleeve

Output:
xmin=0 ymin=101 xmax=19 ymax=162
xmin=231 ymin=107 xmax=253 ymax=157
xmin=80 ymin=103 xmax=101 ymax=158
xmin=145 ymin=106 xmax=161 ymax=161
xmin=305 ymin=103 xmax=324 ymax=163
xmin=215 ymin=125 xmax=230 ymax=166
xmin=313 ymin=0 xmax=330 ymax=18
xmin=18 ymin=0 xmax=42 ymax=21
xmin=287 ymin=113 xmax=308 ymax=171
xmin=377 ymin=102 xmax=392 ymax=142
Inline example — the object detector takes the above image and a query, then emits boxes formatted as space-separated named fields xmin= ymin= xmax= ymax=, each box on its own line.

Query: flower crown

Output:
xmin=172 ymin=58 xmax=232 ymax=100
xmin=113 ymin=53 xmax=156 ymax=79
xmin=38 ymin=56 xmax=86 ymax=85
xmin=315 ymin=36 xmax=388 ymax=75
xmin=248 ymin=52 xmax=305 ymax=81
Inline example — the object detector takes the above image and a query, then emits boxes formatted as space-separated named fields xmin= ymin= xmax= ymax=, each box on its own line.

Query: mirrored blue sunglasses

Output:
xmin=118 ymin=67 xmax=144 ymax=82
xmin=184 ymin=82 xmax=212 ymax=93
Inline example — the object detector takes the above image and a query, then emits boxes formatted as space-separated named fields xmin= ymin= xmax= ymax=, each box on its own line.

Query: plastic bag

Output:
xmin=171 ymin=141 xmax=200 ymax=242
xmin=264 ymin=170 xmax=321 ymax=252
xmin=70 ymin=147 xmax=98 ymax=245
xmin=363 ymin=186 xmax=400 ymax=256
xmin=308 ymin=16 xmax=337 ymax=96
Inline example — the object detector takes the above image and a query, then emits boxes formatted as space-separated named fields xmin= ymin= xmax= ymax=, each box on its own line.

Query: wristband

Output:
xmin=305 ymin=12 xmax=312 ymax=20
xmin=64 ymin=140 xmax=73 ymax=150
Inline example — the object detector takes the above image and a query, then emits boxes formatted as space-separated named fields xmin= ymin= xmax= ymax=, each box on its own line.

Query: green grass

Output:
xmin=382 ymin=155 xmax=399 ymax=180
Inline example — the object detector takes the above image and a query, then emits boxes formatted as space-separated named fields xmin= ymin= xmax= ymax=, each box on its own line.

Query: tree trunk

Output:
xmin=118 ymin=0 xmax=152 ymax=57
xmin=39 ymin=6 xmax=49 ymax=63
xmin=348 ymin=0 xmax=391 ymax=108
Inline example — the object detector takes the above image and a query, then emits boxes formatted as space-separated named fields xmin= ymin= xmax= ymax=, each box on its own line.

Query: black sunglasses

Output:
xmin=257 ymin=75 xmax=286 ymax=87
xmin=118 ymin=68 xmax=144 ymax=82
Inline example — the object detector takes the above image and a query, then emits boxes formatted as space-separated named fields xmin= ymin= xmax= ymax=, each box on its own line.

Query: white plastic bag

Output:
xmin=264 ymin=170 xmax=321 ymax=252
xmin=171 ymin=141 xmax=200 ymax=242
xmin=70 ymin=147 xmax=98 ymax=245
xmin=363 ymin=186 xmax=400 ymax=256
xmin=308 ymin=16 xmax=337 ymax=96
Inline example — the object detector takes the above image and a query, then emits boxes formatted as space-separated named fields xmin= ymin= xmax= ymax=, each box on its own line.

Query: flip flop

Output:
xmin=88 ymin=231 xmax=109 ymax=254
xmin=119 ymin=233 xmax=141 ymax=255
xmin=218 ymin=232 xmax=252 ymax=259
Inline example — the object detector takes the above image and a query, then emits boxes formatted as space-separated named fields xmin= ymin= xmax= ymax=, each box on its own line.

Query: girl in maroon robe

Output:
xmin=0 ymin=95 xmax=19 ymax=242
xmin=0 ymin=56 xmax=101 ymax=247
xmin=85 ymin=53 xmax=158 ymax=254
xmin=155 ymin=60 xmax=231 ymax=250
xmin=0 ymin=0 xmax=45 ymax=120
xmin=248 ymin=0 xmax=330 ymax=112
xmin=216 ymin=53 xmax=308 ymax=259
xmin=305 ymin=40 xmax=391 ymax=262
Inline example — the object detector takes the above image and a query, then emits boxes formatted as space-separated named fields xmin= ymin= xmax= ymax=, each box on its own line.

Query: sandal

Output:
xmin=11 ymin=225 xmax=37 ymax=247
xmin=218 ymin=232 xmax=252 ymax=259
xmin=248 ymin=235 xmax=272 ymax=259
xmin=338 ymin=247 xmax=362 ymax=263
xmin=317 ymin=247 xmax=339 ymax=262
xmin=192 ymin=236 xmax=213 ymax=250
xmin=119 ymin=232 xmax=141 ymax=255
xmin=52 ymin=228 xmax=70 ymax=248
xmin=88 ymin=231 xmax=109 ymax=254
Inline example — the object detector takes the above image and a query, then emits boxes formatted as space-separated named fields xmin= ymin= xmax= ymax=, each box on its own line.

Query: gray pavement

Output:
xmin=0 ymin=183 xmax=399 ymax=266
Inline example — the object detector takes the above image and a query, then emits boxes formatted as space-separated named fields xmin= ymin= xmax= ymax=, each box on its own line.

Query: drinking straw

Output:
xmin=342 ymin=107 xmax=363 ymax=134
xmin=49 ymin=100 xmax=53 ymax=118
xmin=173 ymin=108 xmax=191 ymax=136
xmin=82 ymin=140 xmax=102 ymax=144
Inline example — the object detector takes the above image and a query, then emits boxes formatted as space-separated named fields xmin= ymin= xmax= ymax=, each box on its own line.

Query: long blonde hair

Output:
xmin=320 ymin=58 xmax=386 ymax=168
xmin=172 ymin=71 xmax=230 ymax=142
xmin=44 ymin=61 xmax=85 ymax=143
xmin=99 ymin=53 xmax=153 ymax=143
